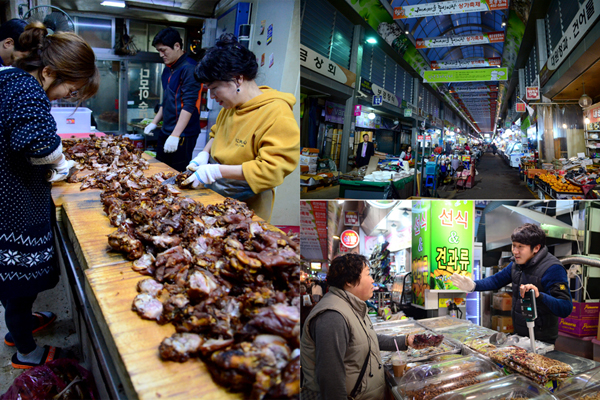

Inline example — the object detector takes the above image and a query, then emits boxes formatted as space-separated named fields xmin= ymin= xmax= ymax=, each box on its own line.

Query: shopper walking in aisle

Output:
xmin=450 ymin=223 xmax=572 ymax=344
xmin=145 ymin=27 xmax=202 ymax=172
xmin=355 ymin=133 xmax=375 ymax=168
xmin=445 ymin=141 xmax=453 ymax=155
xmin=0 ymin=19 xmax=27 ymax=66
xmin=0 ymin=22 xmax=99 ymax=368
xmin=184 ymin=33 xmax=299 ymax=221
xmin=301 ymin=254 xmax=430 ymax=400
xmin=310 ymin=279 xmax=323 ymax=303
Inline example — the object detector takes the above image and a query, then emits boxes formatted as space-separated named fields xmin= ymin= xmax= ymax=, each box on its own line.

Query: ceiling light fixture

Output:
xmin=404 ymin=23 xmax=410 ymax=35
xmin=366 ymin=37 xmax=377 ymax=44
xmin=128 ymin=0 xmax=183 ymax=7
xmin=579 ymin=82 xmax=593 ymax=108
xmin=368 ymin=112 xmax=376 ymax=120
xmin=501 ymin=15 xmax=507 ymax=27
xmin=101 ymin=0 xmax=126 ymax=7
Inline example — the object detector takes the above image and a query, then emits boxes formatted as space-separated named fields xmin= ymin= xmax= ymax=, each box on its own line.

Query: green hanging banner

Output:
xmin=423 ymin=68 xmax=508 ymax=83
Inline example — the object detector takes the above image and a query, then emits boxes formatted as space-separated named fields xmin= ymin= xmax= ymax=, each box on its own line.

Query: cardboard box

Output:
xmin=492 ymin=315 xmax=513 ymax=333
xmin=300 ymin=155 xmax=318 ymax=166
xmin=301 ymin=147 xmax=319 ymax=155
xmin=571 ymin=301 xmax=600 ymax=319
xmin=492 ymin=292 xmax=512 ymax=311
xmin=559 ymin=316 xmax=598 ymax=337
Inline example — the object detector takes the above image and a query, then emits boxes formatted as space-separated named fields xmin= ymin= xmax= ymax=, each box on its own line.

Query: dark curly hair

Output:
xmin=194 ymin=33 xmax=258 ymax=84
xmin=327 ymin=254 xmax=369 ymax=290
xmin=511 ymin=223 xmax=546 ymax=250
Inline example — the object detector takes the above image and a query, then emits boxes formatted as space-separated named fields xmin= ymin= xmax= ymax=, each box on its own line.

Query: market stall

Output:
xmin=50 ymin=136 xmax=299 ymax=399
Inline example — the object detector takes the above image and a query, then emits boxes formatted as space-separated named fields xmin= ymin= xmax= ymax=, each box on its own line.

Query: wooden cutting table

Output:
xmin=51 ymin=152 xmax=243 ymax=399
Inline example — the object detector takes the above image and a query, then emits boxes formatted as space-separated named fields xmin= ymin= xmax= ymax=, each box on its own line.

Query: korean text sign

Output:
xmin=412 ymin=201 xmax=474 ymax=306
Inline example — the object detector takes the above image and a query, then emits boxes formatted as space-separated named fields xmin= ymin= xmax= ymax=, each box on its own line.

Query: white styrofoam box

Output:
xmin=50 ymin=107 xmax=92 ymax=134
xmin=300 ymin=155 xmax=318 ymax=166
xmin=308 ymin=164 xmax=317 ymax=174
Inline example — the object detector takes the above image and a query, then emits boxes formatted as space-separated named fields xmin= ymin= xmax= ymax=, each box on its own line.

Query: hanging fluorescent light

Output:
xmin=101 ymin=0 xmax=126 ymax=7
xmin=128 ymin=0 xmax=183 ymax=6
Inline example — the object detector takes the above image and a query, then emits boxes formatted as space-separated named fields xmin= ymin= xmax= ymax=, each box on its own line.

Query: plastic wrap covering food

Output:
xmin=438 ymin=324 xmax=498 ymax=343
xmin=431 ymin=375 xmax=558 ymax=400
xmin=396 ymin=354 xmax=503 ymax=400
xmin=372 ymin=320 xmax=426 ymax=336
xmin=381 ymin=333 xmax=460 ymax=364
xmin=465 ymin=338 xmax=498 ymax=355
xmin=506 ymin=334 xmax=555 ymax=355
xmin=0 ymin=359 xmax=96 ymax=400
xmin=417 ymin=316 xmax=472 ymax=331
xmin=487 ymin=347 xmax=573 ymax=385
xmin=554 ymin=366 xmax=600 ymax=400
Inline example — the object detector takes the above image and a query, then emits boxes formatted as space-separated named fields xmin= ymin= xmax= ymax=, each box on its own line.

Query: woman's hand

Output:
xmin=182 ymin=164 xmax=222 ymax=188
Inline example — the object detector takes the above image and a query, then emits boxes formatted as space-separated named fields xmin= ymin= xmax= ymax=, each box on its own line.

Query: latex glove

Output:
xmin=182 ymin=164 xmax=222 ymax=188
xmin=187 ymin=151 xmax=210 ymax=171
xmin=144 ymin=122 xmax=157 ymax=135
xmin=48 ymin=155 xmax=75 ymax=182
xmin=449 ymin=273 xmax=475 ymax=292
xmin=163 ymin=135 xmax=180 ymax=153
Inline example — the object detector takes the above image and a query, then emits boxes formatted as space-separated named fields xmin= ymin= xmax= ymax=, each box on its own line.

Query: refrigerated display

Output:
xmin=431 ymin=375 xmax=558 ymax=400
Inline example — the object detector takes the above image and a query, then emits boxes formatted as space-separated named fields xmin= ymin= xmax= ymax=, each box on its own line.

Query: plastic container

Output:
xmin=396 ymin=355 xmax=503 ymax=400
xmin=124 ymin=134 xmax=144 ymax=150
xmin=437 ymin=324 xmax=497 ymax=343
xmin=372 ymin=320 xmax=426 ymax=336
xmin=432 ymin=375 xmax=558 ymax=400
xmin=50 ymin=107 xmax=92 ymax=134
xmin=416 ymin=316 xmax=471 ymax=331
xmin=554 ymin=365 xmax=600 ymax=399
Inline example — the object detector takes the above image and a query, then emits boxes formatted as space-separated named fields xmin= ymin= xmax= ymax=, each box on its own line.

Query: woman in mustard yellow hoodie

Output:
xmin=184 ymin=34 xmax=299 ymax=221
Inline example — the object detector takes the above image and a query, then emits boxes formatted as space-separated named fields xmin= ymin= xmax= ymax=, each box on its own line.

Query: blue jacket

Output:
xmin=160 ymin=53 xmax=201 ymax=137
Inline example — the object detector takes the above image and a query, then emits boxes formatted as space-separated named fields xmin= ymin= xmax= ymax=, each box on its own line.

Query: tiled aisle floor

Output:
xmin=0 ymin=277 xmax=80 ymax=394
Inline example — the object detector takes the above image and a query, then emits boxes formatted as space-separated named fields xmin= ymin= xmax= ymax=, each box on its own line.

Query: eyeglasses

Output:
xmin=64 ymin=90 xmax=78 ymax=99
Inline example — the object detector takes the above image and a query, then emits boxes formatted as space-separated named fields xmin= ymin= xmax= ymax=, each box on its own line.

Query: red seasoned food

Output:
xmin=413 ymin=333 xmax=444 ymax=347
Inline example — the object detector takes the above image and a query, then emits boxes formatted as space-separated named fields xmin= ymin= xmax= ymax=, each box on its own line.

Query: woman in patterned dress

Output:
xmin=0 ymin=22 xmax=98 ymax=369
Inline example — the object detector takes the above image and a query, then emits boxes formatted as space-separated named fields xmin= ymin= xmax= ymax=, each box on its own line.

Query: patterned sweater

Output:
xmin=0 ymin=66 xmax=61 ymax=299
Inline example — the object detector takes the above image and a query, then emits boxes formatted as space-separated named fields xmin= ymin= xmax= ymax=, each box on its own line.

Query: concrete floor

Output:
xmin=0 ymin=276 xmax=80 ymax=394
xmin=436 ymin=151 xmax=536 ymax=199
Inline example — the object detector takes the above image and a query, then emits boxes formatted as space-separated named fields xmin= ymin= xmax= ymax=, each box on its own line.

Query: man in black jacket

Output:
xmin=451 ymin=223 xmax=572 ymax=344
xmin=145 ymin=28 xmax=202 ymax=171
xmin=356 ymin=133 xmax=375 ymax=168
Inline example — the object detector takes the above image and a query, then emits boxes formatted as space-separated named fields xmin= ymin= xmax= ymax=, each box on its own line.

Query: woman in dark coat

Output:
xmin=0 ymin=22 xmax=98 ymax=369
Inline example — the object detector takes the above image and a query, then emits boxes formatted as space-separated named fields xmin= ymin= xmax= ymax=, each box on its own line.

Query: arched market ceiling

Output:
xmin=390 ymin=0 xmax=509 ymax=133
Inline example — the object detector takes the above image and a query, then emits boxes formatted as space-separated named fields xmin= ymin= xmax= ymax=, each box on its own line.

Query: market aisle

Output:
xmin=440 ymin=151 xmax=534 ymax=199
xmin=0 ymin=278 xmax=80 ymax=393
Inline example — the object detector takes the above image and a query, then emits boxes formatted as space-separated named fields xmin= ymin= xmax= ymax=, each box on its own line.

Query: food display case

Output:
xmin=554 ymin=365 xmax=600 ymax=399
xmin=416 ymin=316 xmax=471 ymax=331
xmin=431 ymin=375 xmax=558 ymax=400
xmin=381 ymin=334 xmax=461 ymax=364
xmin=394 ymin=355 xmax=503 ymax=400
xmin=373 ymin=320 xmax=427 ymax=336
xmin=434 ymin=323 xmax=497 ymax=343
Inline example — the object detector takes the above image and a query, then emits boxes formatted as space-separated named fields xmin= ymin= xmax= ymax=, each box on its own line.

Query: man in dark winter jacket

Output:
xmin=450 ymin=223 xmax=572 ymax=344
xmin=145 ymin=27 xmax=202 ymax=171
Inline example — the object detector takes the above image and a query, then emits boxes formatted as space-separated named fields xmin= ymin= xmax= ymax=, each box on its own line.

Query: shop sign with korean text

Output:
xmin=394 ymin=0 xmax=508 ymax=19
xmin=424 ymin=68 xmax=508 ymax=83
xmin=324 ymin=101 xmax=345 ymax=124
xmin=540 ymin=0 xmax=600 ymax=85
xmin=360 ymin=78 xmax=401 ymax=108
xmin=340 ymin=230 xmax=359 ymax=248
xmin=344 ymin=211 xmax=359 ymax=226
xmin=418 ymin=32 xmax=504 ymax=49
xmin=431 ymin=57 xmax=501 ymax=70
xmin=587 ymin=102 xmax=600 ymax=123
xmin=516 ymin=102 xmax=526 ymax=112
xmin=300 ymin=201 xmax=328 ymax=260
xmin=300 ymin=45 xmax=356 ymax=87
xmin=526 ymin=86 xmax=540 ymax=100
xmin=412 ymin=201 xmax=474 ymax=306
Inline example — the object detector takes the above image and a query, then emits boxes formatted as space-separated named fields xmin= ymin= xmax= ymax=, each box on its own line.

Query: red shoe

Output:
xmin=4 ymin=312 xmax=57 ymax=346
xmin=11 ymin=345 xmax=60 ymax=369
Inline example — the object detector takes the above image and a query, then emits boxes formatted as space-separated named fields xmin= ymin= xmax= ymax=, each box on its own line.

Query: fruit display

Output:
xmin=537 ymin=173 xmax=583 ymax=194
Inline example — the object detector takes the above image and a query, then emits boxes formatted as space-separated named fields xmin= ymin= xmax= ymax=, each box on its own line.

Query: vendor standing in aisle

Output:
xmin=0 ymin=23 xmax=99 ymax=368
xmin=184 ymin=34 xmax=299 ymax=221
xmin=144 ymin=27 xmax=201 ymax=172
xmin=301 ymin=254 xmax=428 ymax=400
xmin=450 ymin=223 xmax=572 ymax=344
xmin=0 ymin=19 xmax=27 ymax=66
xmin=356 ymin=133 xmax=375 ymax=168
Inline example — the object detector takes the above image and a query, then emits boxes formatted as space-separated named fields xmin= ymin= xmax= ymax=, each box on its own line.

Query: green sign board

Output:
xmin=423 ymin=68 xmax=508 ymax=83
xmin=412 ymin=200 xmax=474 ymax=306
xmin=404 ymin=108 xmax=412 ymax=117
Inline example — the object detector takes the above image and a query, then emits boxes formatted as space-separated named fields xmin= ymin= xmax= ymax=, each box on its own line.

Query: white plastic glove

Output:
xmin=163 ymin=135 xmax=180 ymax=153
xmin=449 ymin=273 xmax=476 ymax=292
xmin=48 ymin=155 xmax=75 ymax=183
xmin=144 ymin=122 xmax=157 ymax=135
xmin=187 ymin=151 xmax=210 ymax=171
xmin=183 ymin=164 xmax=222 ymax=188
